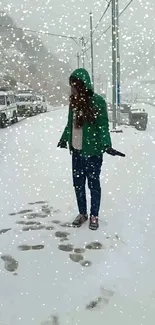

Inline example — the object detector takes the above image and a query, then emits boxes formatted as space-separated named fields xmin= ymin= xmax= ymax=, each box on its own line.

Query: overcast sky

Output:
xmin=0 ymin=0 xmax=155 ymax=91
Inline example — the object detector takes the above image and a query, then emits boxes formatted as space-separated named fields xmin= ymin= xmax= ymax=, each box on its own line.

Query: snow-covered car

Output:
xmin=0 ymin=88 xmax=18 ymax=128
xmin=36 ymin=95 xmax=47 ymax=113
xmin=129 ymin=106 xmax=148 ymax=130
xmin=15 ymin=93 xmax=39 ymax=117
xmin=120 ymin=103 xmax=131 ymax=113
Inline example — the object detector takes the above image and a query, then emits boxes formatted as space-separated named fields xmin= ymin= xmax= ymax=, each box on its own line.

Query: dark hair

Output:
xmin=69 ymin=77 xmax=96 ymax=128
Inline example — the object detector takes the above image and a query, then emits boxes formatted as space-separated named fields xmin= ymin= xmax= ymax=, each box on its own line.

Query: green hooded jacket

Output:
xmin=60 ymin=68 xmax=112 ymax=156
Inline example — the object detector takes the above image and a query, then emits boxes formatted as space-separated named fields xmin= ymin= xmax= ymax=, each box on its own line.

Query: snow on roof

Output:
xmin=16 ymin=92 xmax=33 ymax=96
xmin=0 ymin=90 xmax=14 ymax=95
xmin=0 ymin=91 xmax=7 ymax=95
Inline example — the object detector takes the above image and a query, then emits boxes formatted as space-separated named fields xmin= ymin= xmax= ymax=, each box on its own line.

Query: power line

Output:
xmin=93 ymin=0 xmax=112 ymax=35
xmin=92 ymin=25 xmax=111 ymax=46
xmin=84 ymin=0 xmax=134 ymax=53
xmin=95 ymin=0 xmax=134 ymax=45
xmin=119 ymin=0 xmax=134 ymax=15
xmin=0 ymin=24 xmax=83 ymax=47
xmin=85 ymin=0 xmax=111 ymax=47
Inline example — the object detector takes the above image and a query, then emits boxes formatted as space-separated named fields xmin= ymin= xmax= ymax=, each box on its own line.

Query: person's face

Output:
xmin=71 ymin=81 xmax=78 ymax=96
xmin=70 ymin=78 xmax=85 ymax=96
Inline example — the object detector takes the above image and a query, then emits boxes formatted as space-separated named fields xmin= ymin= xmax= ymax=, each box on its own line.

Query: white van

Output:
xmin=0 ymin=88 xmax=18 ymax=128
xmin=36 ymin=95 xmax=47 ymax=113
xmin=16 ymin=93 xmax=38 ymax=117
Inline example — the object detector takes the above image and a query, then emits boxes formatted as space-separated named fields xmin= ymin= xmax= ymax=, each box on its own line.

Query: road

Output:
xmin=0 ymin=105 xmax=155 ymax=325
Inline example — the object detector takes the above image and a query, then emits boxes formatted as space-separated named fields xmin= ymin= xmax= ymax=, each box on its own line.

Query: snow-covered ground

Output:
xmin=0 ymin=105 xmax=155 ymax=325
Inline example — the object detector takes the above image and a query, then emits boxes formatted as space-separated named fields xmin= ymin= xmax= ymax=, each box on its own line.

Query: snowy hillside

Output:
xmin=0 ymin=12 xmax=71 ymax=105
xmin=0 ymin=105 xmax=155 ymax=324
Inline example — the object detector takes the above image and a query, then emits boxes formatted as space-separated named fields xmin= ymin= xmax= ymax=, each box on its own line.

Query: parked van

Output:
xmin=129 ymin=106 xmax=148 ymax=130
xmin=0 ymin=87 xmax=18 ymax=128
xmin=16 ymin=93 xmax=39 ymax=117
xmin=36 ymin=95 xmax=47 ymax=113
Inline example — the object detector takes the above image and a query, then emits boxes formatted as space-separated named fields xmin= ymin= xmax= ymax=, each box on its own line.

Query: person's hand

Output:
xmin=57 ymin=140 xmax=67 ymax=149
xmin=105 ymin=147 xmax=125 ymax=157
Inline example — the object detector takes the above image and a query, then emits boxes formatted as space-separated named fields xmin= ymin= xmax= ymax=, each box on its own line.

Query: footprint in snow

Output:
xmin=41 ymin=207 xmax=60 ymax=215
xmin=18 ymin=244 xmax=44 ymax=251
xmin=23 ymin=213 xmax=47 ymax=220
xmin=41 ymin=315 xmax=60 ymax=325
xmin=22 ymin=224 xmax=45 ymax=231
xmin=74 ymin=248 xmax=85 ymax=254
xmin=52 ymin=220 xmax=60 ymax=224
xmin=100 ymin=287 xmax=115 ymax=298
xmin=51 ymin=315 xmax=59 ymax=325
xmin=55 ymin=231 xmax=69 ymax=239
xmin=58 ymin=244 xmax=73 ymax=252
xmin=18 ymin=245 xmax=31 ymax=251
xmin=86 ymin=287 xmax=115 ymax=310
xmin=60 ymin=222 xmax=73 ymax=228
xmin=38 ymin=214 xmax=48 ymax=219
xmin=27 ymin=212 xmax=45 ymax=218
xmin=85 ymin=242 xmax=103 ymax=250
xmin=60 ymin=238 xmax=69 ymax=242
xmin=18 ymin=209 xmax=33 ymax=214
xmin=28 ymin=201 xmax=48 ymax=205
xmin=16 ymin=220 xmax=41 ymax=226
xmin=53 ymin=209 xmax=61 ymax=214
xmin=81 ymin=260 xmax=92 ymax=267
xmin=42 ymin=209 xmax=51 ymax=214
xmin=41 ymin=206 xmax=53 ymax=214
xmin=46 ymin=226 xmax=55 ymax=230
xmin=86 ymin=297 xmax=102 ymax=310
xmin=0 ymin=228 xmax=11 ymax=235
xmin=32 ymin=245 xmax=44 ymax=250
xmin=69 ymin=253 xmax=83 ymax=263
xmin=99 ymin=287 xmax=115 ymax=307
xmin=1 ymin=255 xmax=18 ymax=272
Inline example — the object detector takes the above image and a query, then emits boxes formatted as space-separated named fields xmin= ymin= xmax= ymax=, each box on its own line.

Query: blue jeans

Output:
xmin=72 ymin=149 xmax=103 ymax=216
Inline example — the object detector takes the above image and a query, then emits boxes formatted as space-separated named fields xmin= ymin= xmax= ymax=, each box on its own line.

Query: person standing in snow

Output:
xmin=58 ymin=68 xmax=125 ymax=230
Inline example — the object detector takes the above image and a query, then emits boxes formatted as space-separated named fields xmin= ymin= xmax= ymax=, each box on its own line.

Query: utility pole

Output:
xmin=90 ymin=11 xmax=95 ymax=89
xmin=111 ymin=0 xmax=117 ymax=129
xmin=97 ymin=73 xmax=101 ymax=93
xmin=81 ymin=37 xmax=85 ymax=68
xmin=96 ymin=76 xmax=100 ymax=93
xmin=77 ymin=52 xmax=80 ymax=68
xmin=105 ymin=79 xmax=108 ymax=98
xmin=116 ymin=0 xmax=121 ymax=125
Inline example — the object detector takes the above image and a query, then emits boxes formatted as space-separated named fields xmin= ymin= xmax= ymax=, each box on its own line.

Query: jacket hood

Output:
xmin=70 ymin=68 xmax=93 ymax=91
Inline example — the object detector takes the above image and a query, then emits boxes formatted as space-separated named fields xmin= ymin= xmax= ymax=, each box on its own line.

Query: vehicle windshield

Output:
xmin=0 ymin=95 xmax=5 ymax=105
xmin=16 ymin=96 xmax=33 ymax=102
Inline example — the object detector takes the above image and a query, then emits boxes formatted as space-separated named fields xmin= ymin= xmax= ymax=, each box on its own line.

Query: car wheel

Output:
xmin=0 ymin=113 xmax=7 ymax=128
xmin=141 ymin=124 xmax=147 ymax=131
xmin=12 ymin=111 xmax=18 ymax=124
xmin=29 ymin=107 xmax=34 ymax=116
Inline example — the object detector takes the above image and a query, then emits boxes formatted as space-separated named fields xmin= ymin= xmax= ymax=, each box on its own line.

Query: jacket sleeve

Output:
xmin=59 ymin=108 xmax=71 ymax=143
xmin=96 ymin=97 xmax=112 ymax=149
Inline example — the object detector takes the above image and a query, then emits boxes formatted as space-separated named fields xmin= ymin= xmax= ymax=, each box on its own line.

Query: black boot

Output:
xmin=72 ymin=214 xmax=88 ymax=227
xmin=89 ymin=216 xmax=99 ymax=230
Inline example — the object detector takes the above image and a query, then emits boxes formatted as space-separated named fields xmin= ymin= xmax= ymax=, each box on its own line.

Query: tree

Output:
xmin=4 ymin=75 xmax=17 ymax=87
